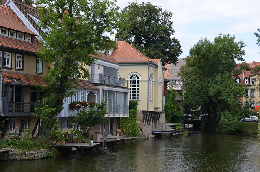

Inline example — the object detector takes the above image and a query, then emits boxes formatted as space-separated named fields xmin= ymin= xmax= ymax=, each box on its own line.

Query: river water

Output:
xmin=1 ymin=132 xmax=260 ymax=172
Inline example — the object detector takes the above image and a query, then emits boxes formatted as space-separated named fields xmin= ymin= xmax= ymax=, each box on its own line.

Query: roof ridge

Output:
xmin=121 ymin=41 xmax=151 ymax=62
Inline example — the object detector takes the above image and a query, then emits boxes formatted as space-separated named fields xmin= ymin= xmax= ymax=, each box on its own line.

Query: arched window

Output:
xmin=128 ymin=73 xmax=141 ymax=100
xmin=149 ymin=74 xmax=154 ymax=100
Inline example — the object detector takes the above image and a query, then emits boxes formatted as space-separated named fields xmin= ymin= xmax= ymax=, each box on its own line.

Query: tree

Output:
xmin=116 ymin=2 xmax=182 ymax=65
xmin=34 ymin=0 xmax=119 ymax=137
xmin=68 ymin=101 xmax=106 ymax=131
xmin=164 ymin=88 xmax=183 ymax=123
xmin=179 ymin=34 xmax=246 ymax=132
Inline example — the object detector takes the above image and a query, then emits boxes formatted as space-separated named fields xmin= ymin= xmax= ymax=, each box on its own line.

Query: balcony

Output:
xmin=106 ymin=105 xmax=129 ymax=117
xmin=89 ymin=73 xmax=126 ymax=87
xmin=9 ymin=102 xmax=36 ymax=113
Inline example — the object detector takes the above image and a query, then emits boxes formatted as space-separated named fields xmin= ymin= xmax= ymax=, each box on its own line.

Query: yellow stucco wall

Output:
xmin=118 ymin=63 xmax=164 ymax=112
xmin=3 ymin=52 xmax=48 ymax=75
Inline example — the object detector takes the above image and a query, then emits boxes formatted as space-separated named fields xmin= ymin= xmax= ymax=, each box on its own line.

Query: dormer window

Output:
xmin=17 ymin=32 xmax=24 ymax=40
xmin=251 ymin=79 xmax=256 ymax=85
xmin=25 ymin=34 xmax=31 ymax=42
xmin=9 ymin=30 xmax=16 ymax=38
xmin=236 ymin=78 xmax=240 ymax=83
xmin=0 ymin=28 xmax=7 ymax=36
xmin=245 ymin=78 xmax=249 ymax=84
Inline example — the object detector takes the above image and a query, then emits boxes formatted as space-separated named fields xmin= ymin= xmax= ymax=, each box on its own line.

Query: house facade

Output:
xmin=2 ymin=1 xmax=130 ymax=137
xmin=237 ymin=61 xmax=260 ymax=110
xmin=0 ymin=4 xmax=49 ymax=135
xmin=111 ymin=41 xmax=165 ymax=136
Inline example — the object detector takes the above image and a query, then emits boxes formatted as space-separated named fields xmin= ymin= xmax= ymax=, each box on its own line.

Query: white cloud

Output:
xmin=116 ymin=0 xmax=260 ymax=62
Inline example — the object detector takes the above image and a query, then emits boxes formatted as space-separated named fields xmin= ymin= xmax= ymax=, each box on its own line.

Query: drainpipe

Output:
xmin=147 ymin=60 xmax=150 ymax=130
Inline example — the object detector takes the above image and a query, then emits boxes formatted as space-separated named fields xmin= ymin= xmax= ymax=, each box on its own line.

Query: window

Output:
xmin=80 ymin=91 xmax=85 ymax=101
xmin=245 ymin=78 xmax=249 ymax=84
xmin=0 ymin=28 xmax=7 ymax=36
xmin=25 ymin=34 xmax=31 ymax=42
xmin=9 ymin=30 xmax=16 ymax=38
xmin=3 ymin=52 xmax=11 ymax=68
xmin=149 ymin=74 xmax=154 ymax=100
xmin=128 ymin=73 xmax=140 ymax=100
xmin=17 ymin=32 xmax=24 ymax=40
xmin=15 ymin=54 xmax=23 ymax=70
xmin=251 ymin=101 xmax=255 ymax=108
xmin=245 ymin=89 xmax=249 ymax=97
xmin=251 ymin=89 xmax=255 ymax=97
xmin=251 ymin=79 xmax=256 ymax=85
xmin=236 ymin=78 xmax=240 ymax=83
xmin=36 ymin=58 xmax=43 ymax=73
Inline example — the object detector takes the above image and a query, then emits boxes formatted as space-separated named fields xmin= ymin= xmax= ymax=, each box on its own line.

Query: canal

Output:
xmin=1 ymin=132 xmax=260 ymax=172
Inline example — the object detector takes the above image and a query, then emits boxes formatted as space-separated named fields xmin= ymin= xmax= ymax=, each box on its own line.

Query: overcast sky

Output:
xmin=116 ymin=0 xmax=260 ymax=63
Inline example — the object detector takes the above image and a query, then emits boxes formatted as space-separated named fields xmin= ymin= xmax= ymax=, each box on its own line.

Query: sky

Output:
xmin=116 ymin=0 xmax=260 ymax=63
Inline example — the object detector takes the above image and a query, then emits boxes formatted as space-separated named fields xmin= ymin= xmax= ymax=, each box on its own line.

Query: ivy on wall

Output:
xmin=120 ymin=101 xmax=139 ymax=137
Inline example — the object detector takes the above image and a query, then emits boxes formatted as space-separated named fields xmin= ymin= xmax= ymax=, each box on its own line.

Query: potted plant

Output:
xmin=115 ymin=129 xmax=121 ymax=140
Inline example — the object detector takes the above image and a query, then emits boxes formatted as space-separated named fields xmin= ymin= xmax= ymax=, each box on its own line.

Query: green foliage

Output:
xmin=217 ymin=111 xmax=245 ymax=134
xmin=179 ymin=34 xmax=246 ymax=131
xmin=116 ymin=2 xmax=182 ymax=65
xmin=34 ymin=0 xmax=119 ymax=137
xmin=120 ymin=101 xmax=139 ymax=137
xmin=5 ymin=129 xmax=54 ymax=156
xmin=68 ymin=101 xmax=106 ymax=131
xmin=165 ymin=89 xmax=183 ymax=123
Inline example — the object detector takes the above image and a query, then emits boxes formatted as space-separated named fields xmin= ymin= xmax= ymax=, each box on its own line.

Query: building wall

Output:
xmin=118 ymin=64 xmax=164 ymax=112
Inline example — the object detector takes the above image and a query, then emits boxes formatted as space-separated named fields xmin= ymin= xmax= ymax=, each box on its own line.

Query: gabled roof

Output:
xmin=0 ymin=5 xmax=40 ymax=52
xmin=0 ymin=5 xmax=35 ymax=35
xmin=91 ymin=52 xmax=118 ymax=64
xmin=111 ymin=41 xmax=151 ymax=63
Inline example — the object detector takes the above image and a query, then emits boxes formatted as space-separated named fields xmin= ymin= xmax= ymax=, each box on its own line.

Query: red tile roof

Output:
xmin=2 ymin=72 xmax=45 ymax=86
xmin=237 ymin=61 xmax=260 ymax=85
xmin=0 ymin=5 xmax=35 ymax=35
xmin=91 ymin=53 xmax=118 ymax=64
xmin=74 ymin=80 xmax=99 ymax=90
xmin=151 ymin=59 xmax=160 ymax=65
xmin=111 ymin=41 xmax=151 ymax=63
xmin=0 ymin=35 xmax=40 ymax=52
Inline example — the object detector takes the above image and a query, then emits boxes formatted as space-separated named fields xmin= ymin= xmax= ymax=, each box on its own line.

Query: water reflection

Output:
xmin=1 ymin=132 xmax=260 ymax=172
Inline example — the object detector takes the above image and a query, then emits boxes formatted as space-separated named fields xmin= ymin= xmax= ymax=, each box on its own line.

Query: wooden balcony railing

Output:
xmin=9 ymin=102 xmax=36 ymax=113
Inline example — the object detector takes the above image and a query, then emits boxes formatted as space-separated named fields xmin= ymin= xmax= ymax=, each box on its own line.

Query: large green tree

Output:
xmin=34 ymin=0 xmax=119 ymax=137
xmin=179 ymin=34 xmax=246 ymax=132
xmin=116 ymin=2 xmax=182 ymax=65
xmin=164 ymin=88 xmax=183 ymax=123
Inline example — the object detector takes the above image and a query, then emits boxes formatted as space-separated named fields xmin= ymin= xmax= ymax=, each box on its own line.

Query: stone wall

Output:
xmin=137 ymin=111 xmax=165 ymax=137
xmin=0 ymin=149 xmax=51 ymax=161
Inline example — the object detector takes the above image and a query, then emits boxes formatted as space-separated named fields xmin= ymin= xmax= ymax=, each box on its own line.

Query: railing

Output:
xmin=106 ymin=105 xmax=129 ymax=116
xmin=89 ymin=74 xmax=126 ymax=87
xmin=9 ymin=102 xmax=36 ymax=113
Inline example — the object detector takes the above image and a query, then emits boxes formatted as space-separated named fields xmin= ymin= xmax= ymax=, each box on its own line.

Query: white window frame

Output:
xmin=149 ymin=74 xmax=154 ymax=101
xmin=236 ymin=78 xmax=240 ymax=83
xmin=128 ymin=72 xmax=141 ymax=100
xmin=251 ymin=79 xmax=256 ymax=85
xmin=25 ymin=34 xmax=31 ymax=42
xmin=36 ymin=57 xmax=43 ymax=73
xmin=245 ymin=89 xmax=249 ymax=97
xmin=15 ymin=54 xmax=23 ymax=70
xmin=251 ymin=89 xmax=255 ymax=97
xmin=9 ymin=30 xmax=16 ymax=38
xmin=245 ymin=78 xmax=249 ymax=84
xmin=0 ymin=28 xmax=8 ymax=36
xmin=17 ymin=32 xmax=24 ymax=40
xmin=80 ymin=91 xmax=85 ymax=101
xmin=3 ymin=52 xmax=11 ymax=68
